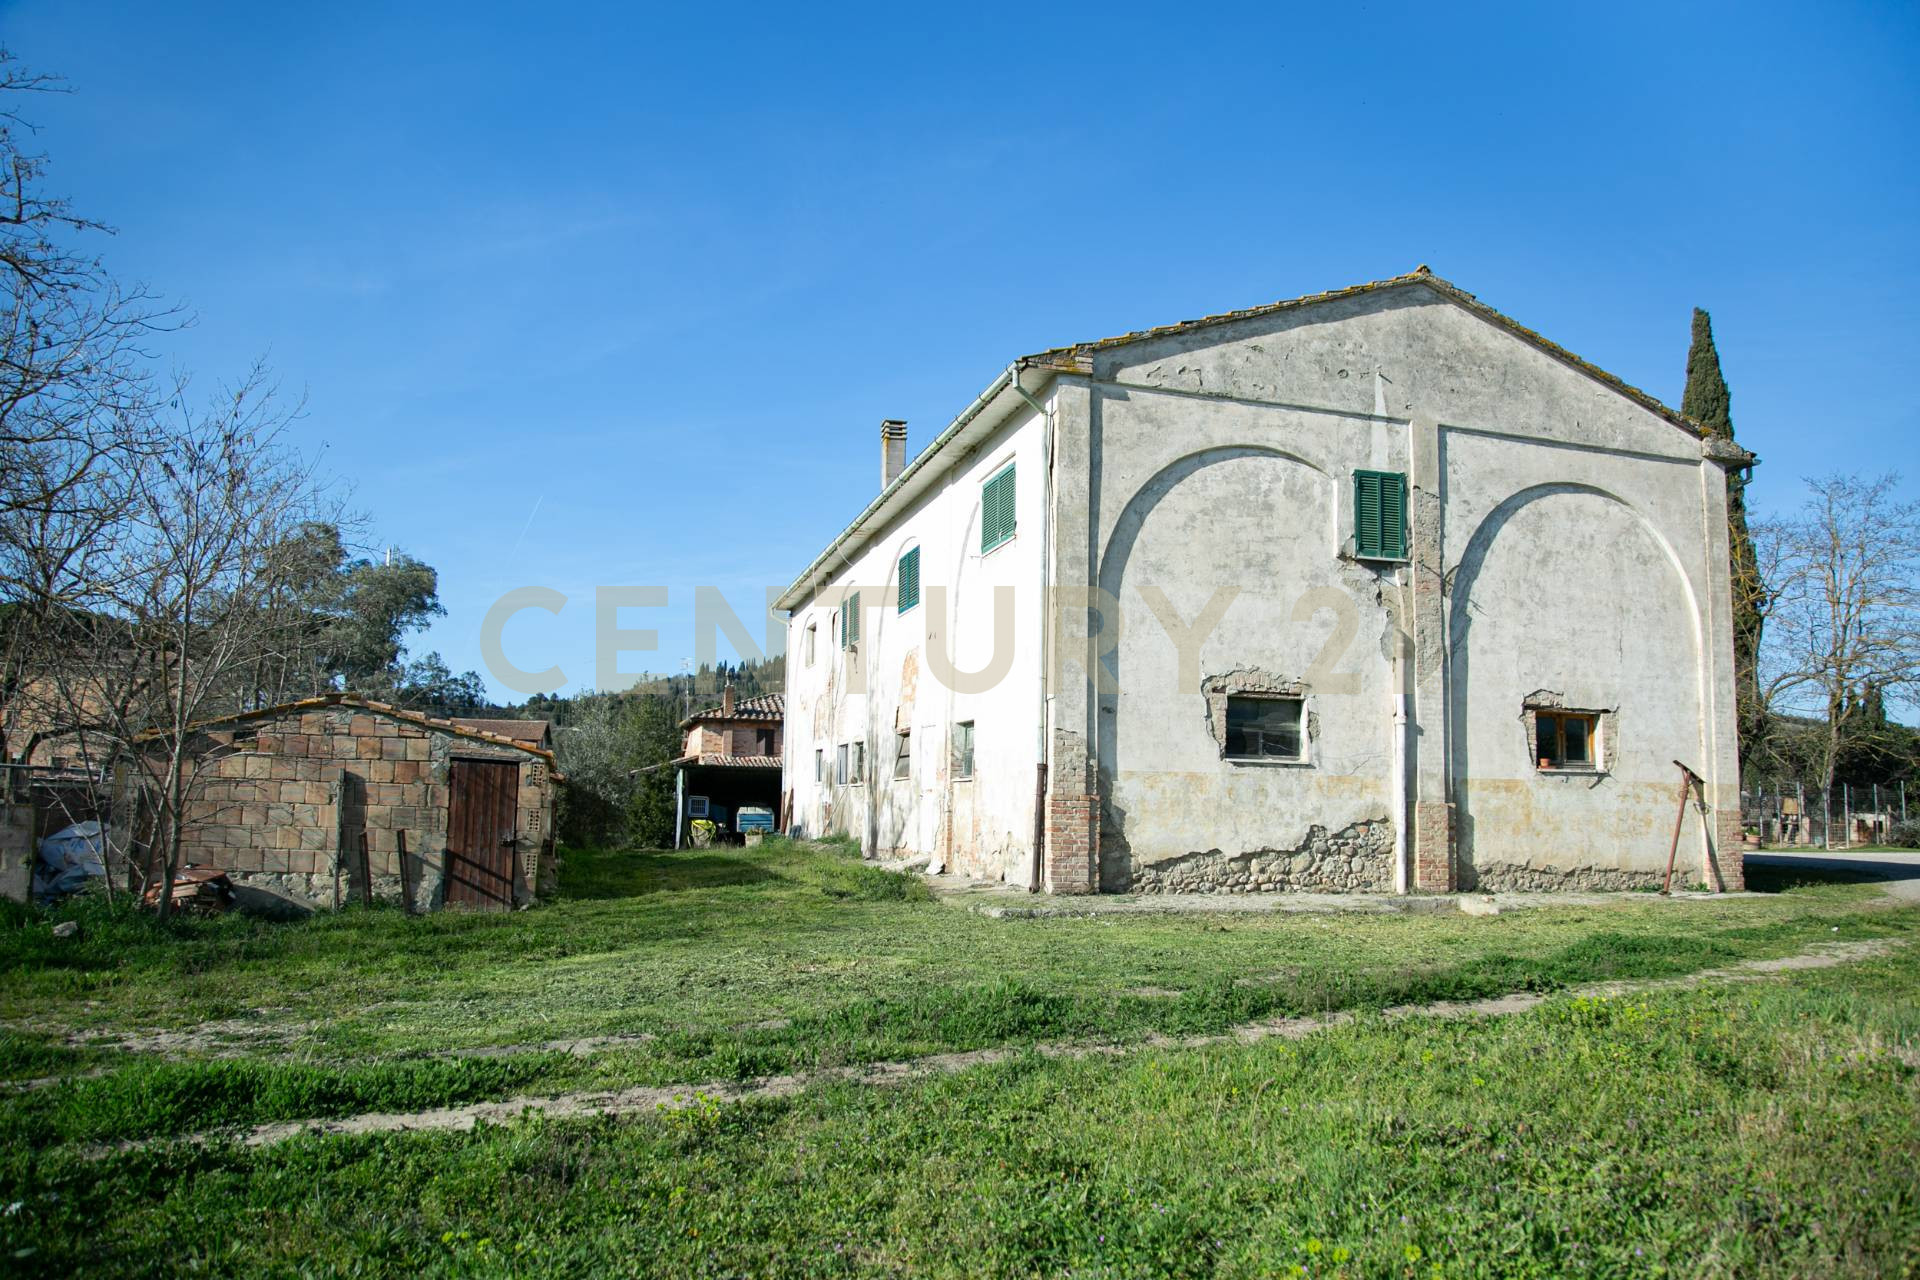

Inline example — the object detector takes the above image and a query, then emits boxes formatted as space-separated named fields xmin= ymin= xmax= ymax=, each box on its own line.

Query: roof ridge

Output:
xmin=1020 ymin=267 xmax=1706 ymax=437
xmin=137 ymin=692 xmax=557 ymax=763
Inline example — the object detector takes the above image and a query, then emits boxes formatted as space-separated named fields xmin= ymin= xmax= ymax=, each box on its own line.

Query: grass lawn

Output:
xmin=0 ymin=841 xmax=1916 ymax=1276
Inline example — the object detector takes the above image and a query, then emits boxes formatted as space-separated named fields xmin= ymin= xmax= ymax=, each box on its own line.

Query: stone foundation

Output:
xmin=228 ymin=869 xmax=420 ymax=910
xmin=1469 ymin=863 xmax=1673 ymax=893
xmin=1130 ymin=819 xmax=1393 ymax=893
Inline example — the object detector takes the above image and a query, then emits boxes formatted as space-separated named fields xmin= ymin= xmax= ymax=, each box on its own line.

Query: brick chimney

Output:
xmin=721 ymin=683 xmax=735 ymax=717
xmin=881 ymin=419 xmax=907 ymax=489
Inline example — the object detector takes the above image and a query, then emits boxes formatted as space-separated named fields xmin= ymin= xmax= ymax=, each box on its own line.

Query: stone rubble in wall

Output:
xmin=1130 ymin=820 xmax=1394 ymax=894
xmin=228 ymin=869 xmax=413 ymax=909
xmin=1470 ymin=865 xmax=1675 ymax=893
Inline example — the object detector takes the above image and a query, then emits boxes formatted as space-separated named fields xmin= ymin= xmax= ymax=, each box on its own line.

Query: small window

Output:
xmin=894 ymin=729 xmax=911 ymax=780
xmin=814 ymin=748 xmax=824 ymax=782
xmin=1224 ymin=696 xmax=1305 ymax=761
xmin=981 ymin=463 xmax=1016 ymax=553
xmin=754 ymin=727 xmax=775 ymax=755
xmin=849 ymin=741 xmax=866 ymax=785
xmin=1535 ymin=711 xmax=1597 ymax=770
xmin=840 ymin=592 xmax=861 ymax=649
xmin=1354 ymin=470 xmax=1407 ymax=560
xmin=897 ymin=547 xmax=920 ymax=614
xmin=836 ymin=743 xmax=848 ymax=785
xmin=953 ymin=721 xmax=975 ymax=780
xmin=231 ymin=726 xmax=258 ymax=748
xmin=806 ymin=622 xmax=817 ymax=666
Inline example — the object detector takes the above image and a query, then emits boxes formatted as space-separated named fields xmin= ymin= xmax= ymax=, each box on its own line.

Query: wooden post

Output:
xmin=1662 ymin=760 xmax=1704 ymax=896
xmin=331 ymin=768 xmax=350 ymax=910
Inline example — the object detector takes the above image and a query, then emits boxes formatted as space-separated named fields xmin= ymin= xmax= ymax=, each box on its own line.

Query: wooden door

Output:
xmin=445 ymin=759 xmax=519 ymax=909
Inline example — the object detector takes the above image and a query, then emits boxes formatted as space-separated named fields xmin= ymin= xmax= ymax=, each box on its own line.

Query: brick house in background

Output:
xmin=660 ymin=689 xmax=784 ymax=846
xmin=116 ymin=693 xmax=559 ymax=911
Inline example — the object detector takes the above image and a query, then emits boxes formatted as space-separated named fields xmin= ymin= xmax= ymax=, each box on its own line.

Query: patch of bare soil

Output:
xmin=92 ymin=936 xmax=1899 ymax=1154
xmin=67 ymin=1015 xmax=314 ymax=1058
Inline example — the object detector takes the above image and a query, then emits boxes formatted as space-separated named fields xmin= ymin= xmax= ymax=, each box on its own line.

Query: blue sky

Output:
xmin=5 ymin=1 xmax=1916 ymax=700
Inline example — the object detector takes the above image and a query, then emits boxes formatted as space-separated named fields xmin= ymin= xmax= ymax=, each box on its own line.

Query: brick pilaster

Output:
xmin=1413 ymin=801 xmax=1454 ymax=892
xmin=1713 ymin=804 xmax=1746 ymax=892
xmin=1045 ymin=793 xmax=1098 ymax=894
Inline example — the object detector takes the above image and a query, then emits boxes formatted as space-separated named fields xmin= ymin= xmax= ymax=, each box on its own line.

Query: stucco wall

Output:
xmin=1085 ymin=385 xmax=1407 ymax=891
xmin=1071 ymin=284 xmax=1739 ymax=892
xmin=784 ymin=406 xmax=1047 ymax=884
xmin=783 ymin=279 xmax=1741 ymax=895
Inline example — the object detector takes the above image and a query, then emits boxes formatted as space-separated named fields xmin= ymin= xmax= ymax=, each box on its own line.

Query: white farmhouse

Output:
xmin=777 ymin=270 xmax=1749 ymax=895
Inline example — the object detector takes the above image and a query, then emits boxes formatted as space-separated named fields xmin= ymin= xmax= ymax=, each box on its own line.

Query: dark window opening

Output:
xmin=1535 ymin=711 xmax=1596 ymax=770
xmin=894 ymin=730 xmax=911 ymax=780
xmin=1224 ymin=696 xmax=1304 ymax=761
xmin=953 ymin=721 xmax=975 ymax=779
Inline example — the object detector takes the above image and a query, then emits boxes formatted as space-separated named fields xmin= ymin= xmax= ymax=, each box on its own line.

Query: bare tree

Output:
xmin=56 ymin=368 xmax=330 ymax=916
xmin=0 ymin=45 xmax=174 ymax=770
xmin=0 ymin=49 xmax=172 ymax=526
xmin=1756 ymin=474 xmax=1920 ymax=847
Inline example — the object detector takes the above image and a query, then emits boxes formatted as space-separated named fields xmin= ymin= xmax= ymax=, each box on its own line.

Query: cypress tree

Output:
xmin=1684 ymin=308 xmax=1766 ymax=776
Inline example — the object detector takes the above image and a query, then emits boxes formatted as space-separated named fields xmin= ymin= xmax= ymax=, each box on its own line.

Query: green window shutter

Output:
xmin=1354 ymin=473 xmax=1381 ymax=557
xmin=898 ymin=548 xmax=919 ymax=613
xmin=847 ymin=591 xmax=860 ymax=647
xmin=981 ymin=463 xmax=1016 ymax=552
xmin=1354 ymin=471 xmax=1406 ymax=559
xmin=1381 ymin=472 xmax=1406 ymax=558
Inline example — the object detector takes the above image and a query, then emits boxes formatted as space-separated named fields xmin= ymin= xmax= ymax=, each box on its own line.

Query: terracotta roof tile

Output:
xmin=679 ymin=692 xmax=784 ymax=728
xmin=451 ymin=717 xmax=552 ymax=745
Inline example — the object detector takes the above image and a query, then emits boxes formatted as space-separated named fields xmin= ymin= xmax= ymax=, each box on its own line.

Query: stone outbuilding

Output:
xmin=118 ymin=694 xmax=559 ymax=911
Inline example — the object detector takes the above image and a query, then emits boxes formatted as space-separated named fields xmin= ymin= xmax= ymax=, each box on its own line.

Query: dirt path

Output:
xmin=100 ymin=935 xmax=1893 ymax=1154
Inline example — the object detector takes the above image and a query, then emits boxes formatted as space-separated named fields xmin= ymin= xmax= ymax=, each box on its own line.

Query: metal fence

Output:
xmin=1741 ymin=779 xmax=1914 ymax=849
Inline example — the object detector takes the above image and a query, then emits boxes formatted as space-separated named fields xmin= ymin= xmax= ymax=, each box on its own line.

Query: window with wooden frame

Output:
xmin=981 ymin=463 xmax=1016 ymax=553
xmin=1534 ymin=711 xmax=1598 ymax=771
xmin=1224 ymin=695 xmax=1306 ymax=762
xmin=835 ymin=743 xmax=848 ymax=785
xmin=1353 ymin=470 xmax=1408 ymax=560
xmin=893 ymin=729 xmax=911 ymax=780
xmin=952 ymin=720 xmax=975 ymax=779
xmin=897 ymin=547 xmax=920 ymax=614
